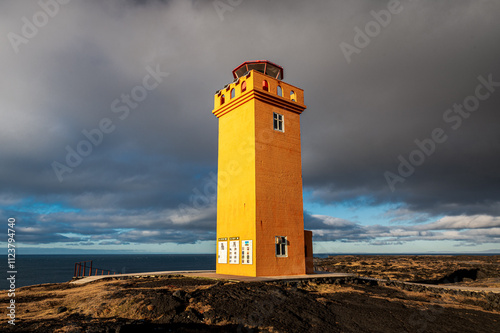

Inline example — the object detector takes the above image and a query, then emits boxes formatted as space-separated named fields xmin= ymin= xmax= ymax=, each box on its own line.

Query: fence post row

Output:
xmin=73 ymin=261 xmax=116 ymax=278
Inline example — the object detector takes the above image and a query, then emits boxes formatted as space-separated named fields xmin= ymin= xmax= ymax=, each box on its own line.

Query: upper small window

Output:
xmin=241 ymin=81 xmax=247 ymax=93
xmin=262 ymin=80 xmax=269 ymax=92
xmin=221 ymin=94 xmax=225 ymax=105
xmin=275 ymin=236 xmax=287 ymax=257
xmin=273 ymin=112 xmax=284 ymax=132
xmin=277 ymin=85 xmax=282 ymax=97
xmin=230 ymin=88 xmax=235 ymax=99
xmin=290 ymin=90 xmax=296 ymax=102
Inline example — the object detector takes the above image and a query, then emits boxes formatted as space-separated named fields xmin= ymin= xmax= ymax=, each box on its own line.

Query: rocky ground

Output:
xmin=1 ymin=255 xmax=499 ymax=332
xmin=314 ymin=255 xmax=500 ymax=287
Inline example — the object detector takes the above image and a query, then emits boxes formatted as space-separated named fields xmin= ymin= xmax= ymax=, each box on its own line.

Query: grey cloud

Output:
xmin=308 ymin=214 xmax=500 ymax=245
xmin=1 ymin=0 xmax=499 ymax=248
xmin=412 ymin=215 xmax=500 ymax=230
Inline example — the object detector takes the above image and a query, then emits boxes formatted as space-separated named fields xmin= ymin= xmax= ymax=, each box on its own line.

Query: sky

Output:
xmin=1 ymin=0 xmax=499 ymax=254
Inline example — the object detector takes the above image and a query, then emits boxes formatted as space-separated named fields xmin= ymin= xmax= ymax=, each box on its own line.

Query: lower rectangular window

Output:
xmin=275 ymin=236 xmax=287 ymax=257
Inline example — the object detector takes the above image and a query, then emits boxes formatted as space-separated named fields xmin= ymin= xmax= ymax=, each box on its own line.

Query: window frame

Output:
xmin=262 ymin=80 xmax=269 ymax=92
xmin=275 ymin=236 xmax=288 ymax=257
xmin=273 ymin=112 xmax=284 ymax=132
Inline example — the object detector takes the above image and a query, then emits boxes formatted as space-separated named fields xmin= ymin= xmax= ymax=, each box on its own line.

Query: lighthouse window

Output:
xmin=275 ymin=236 xmax=287 ymax=257
xmin=262 ymin=80 xmax=269 ymax=92
xmin=273 ymin=112 xmax=284 ymax=132
xmin=230 ymin=88 xmax=235 ymax=99
xmin=277 ymin=85 xmax=282 ymax=97
xmin=221 ymin=94 xmax=225 ymax=104
xmin=290 ymin=90 xmax=296 ymax=102
xmin=241 ymin=81 xmax=247 ymax=93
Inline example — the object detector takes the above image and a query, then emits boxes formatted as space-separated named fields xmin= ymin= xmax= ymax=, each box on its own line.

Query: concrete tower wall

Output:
xmin=213 ymin=66 xmax=310 ymax=277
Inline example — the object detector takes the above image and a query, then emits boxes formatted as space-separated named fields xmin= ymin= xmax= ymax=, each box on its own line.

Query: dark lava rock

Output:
xmin=173 ymin=289 xmax=186 ymax=299
xmin=56 ymin=306 xmax=67 ymax=313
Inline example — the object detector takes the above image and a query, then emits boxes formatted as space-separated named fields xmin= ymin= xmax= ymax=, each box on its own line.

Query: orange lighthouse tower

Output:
xmin=212 ymin=60 xmax=313 ymax=277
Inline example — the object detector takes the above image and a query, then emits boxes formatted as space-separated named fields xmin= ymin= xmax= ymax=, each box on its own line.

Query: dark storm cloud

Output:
xmin=0 ymin=204 xmax=216 ymax=245
xmin=299 ymin=0 xmax=500 ymax=217
xmin=1 ymin=0 xmax=499 ymax=248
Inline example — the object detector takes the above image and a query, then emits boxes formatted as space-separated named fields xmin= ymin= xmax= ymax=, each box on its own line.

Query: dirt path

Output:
xmin=72 ymin=269 xmax=500 ymax=294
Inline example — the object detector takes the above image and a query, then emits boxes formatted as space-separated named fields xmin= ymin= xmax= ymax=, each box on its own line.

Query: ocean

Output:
xmin=1 ymin=254 xmax=216 ymax=289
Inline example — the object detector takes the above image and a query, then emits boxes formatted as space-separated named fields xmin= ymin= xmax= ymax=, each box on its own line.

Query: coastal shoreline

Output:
xmin=2 ymin=255 xmax=499 ymax=332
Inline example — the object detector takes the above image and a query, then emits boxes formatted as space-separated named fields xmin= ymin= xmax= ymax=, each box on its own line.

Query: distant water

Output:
xmin=0 ymin=254 xmax=216 ymax=289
